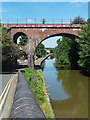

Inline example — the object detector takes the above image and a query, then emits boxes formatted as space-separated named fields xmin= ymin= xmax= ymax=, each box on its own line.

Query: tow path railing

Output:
xmin=10 ymin=70 xmax=46 ymax=119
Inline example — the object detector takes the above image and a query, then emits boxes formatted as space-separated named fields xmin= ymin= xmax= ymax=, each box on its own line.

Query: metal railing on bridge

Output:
xmin=1 ymin=18 xmax=73 ymax=24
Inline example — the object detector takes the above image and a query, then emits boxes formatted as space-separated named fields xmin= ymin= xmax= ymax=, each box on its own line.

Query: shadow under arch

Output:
xmin=13 ymin=32 xmax=28 ymax=45
xmin=35 ymin=32 xmax=80 ymax=50
xmin=41 ymin=33 xmax=80 ymax=44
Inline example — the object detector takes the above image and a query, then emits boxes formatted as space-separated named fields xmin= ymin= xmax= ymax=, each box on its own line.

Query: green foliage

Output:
xmin=0 ymin=25 xmax=24 ymax=71
xmin=42 ymin=18 xmax=46 ymax=24
xmin=35 ymin=43 xmax=47 ymax=58
xmin=23 ymin=68 xmax=53 ymax=118
xmin=1 ymin=26 xmax=14 ymax=71
xmin=68 ymin=40 xmax=79 ymax=69
xmin=54 ymin=17 xmax=89 ymax=74
xmin=50 ymin=48 xmax=55 ymax=53
xmin=54 ymin=37 xmax=79 ymax=69
xmin=75 ymin=21 xmax=90 ymax=75
xmin=71 ymin=16 xmax=86 ymax=24
xmin=54 ymin=37 xmax=71 ymax=65
xmin=23 ymin=68 xmax=45 ymax=105
xmin=19 ymin=35 xmax=27 ymax=46
xmin=0 ymin=25 xmax=11 ymax=31
xmin=58 ymin=55 xmax=70 ymax=65
xmin=86 ymin=18 xmax=90 ymax=24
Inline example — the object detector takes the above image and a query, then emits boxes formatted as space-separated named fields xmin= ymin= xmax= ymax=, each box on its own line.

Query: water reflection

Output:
xmin=42 ymin=58 xmax=88 ymax=118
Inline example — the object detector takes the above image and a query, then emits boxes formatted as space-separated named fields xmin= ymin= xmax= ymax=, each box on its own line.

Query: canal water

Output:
xmin=41 ymin=58 xmax=88 ymax=118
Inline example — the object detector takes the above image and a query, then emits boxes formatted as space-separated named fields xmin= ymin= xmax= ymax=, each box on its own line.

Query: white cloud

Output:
xmin=1 ymin=0 xmax=89 ymax=2
xmin=70 ymin=2 xmax=85 ymax=7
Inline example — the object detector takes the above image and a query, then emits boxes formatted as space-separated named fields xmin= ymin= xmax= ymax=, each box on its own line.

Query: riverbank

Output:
xmin=23 ymin=68 xmax=54 ymax=118
xmin=37 ymin=69 xmax=54 ymax=118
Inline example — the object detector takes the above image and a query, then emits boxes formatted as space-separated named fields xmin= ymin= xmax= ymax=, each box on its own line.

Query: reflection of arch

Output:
xmin=13 ymin=32 xmax=28 ymax=44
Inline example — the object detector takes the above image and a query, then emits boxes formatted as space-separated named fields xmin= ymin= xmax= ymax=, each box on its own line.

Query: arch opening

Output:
xmin=34 ymin=32 xmax=80 ymax=58
xmin=13 ymin=32 xmax=28 ymax=46
xmin=34 ymin=33 xmax=80 ymax=70
xmin=42 ymin=33 xmax=80 ymax=43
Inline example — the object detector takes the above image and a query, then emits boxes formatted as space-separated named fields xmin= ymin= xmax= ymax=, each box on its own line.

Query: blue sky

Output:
xmin=2 ymin=2 xmax=88 ymax=47
xmin=2 ymin=2 xmax=88 ymax=23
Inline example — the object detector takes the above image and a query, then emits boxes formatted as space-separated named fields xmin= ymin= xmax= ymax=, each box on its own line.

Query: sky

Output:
xmin=1 ymin=2 xmax=89 ymax=48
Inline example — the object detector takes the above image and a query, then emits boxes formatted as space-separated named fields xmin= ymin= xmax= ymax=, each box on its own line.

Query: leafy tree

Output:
xmin=72 ymin=16 xmax=86 ymax=24
xmin=86 ymin=18 xmax=90 ymax=23
xmin=42 ymin=18 xmax=46 ymax=24
xmin=0 ymin=26 xmax=24 ymax=71
xmin=19 ymin=35 xmax=27 ymax=46
xmin=35 ymin=43 xmax=47 ymax=58
xmin=75 ymin=19 xmax=90 ymax=75
xmin=54 ymin=37 xmax=79 ymax=69
xmin=68 ymin=40 xmax=79 ymax=69
xmin=54 ymin=37 xmax=71 ymax=65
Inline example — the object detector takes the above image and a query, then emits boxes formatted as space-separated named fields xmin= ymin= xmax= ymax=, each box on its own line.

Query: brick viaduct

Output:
xmin=4 ymin=23 xmax=82 ymax=69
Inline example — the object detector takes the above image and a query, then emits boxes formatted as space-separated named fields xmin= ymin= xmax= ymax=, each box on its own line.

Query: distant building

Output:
xmin=45 ymin=49 xmax=50 ymax=53
xmin=34 ymin=55 xmax=38 ymax=60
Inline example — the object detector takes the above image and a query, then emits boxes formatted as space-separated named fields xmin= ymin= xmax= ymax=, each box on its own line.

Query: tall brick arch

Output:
xmin=4 ymin=24 xmax=82 ymax=68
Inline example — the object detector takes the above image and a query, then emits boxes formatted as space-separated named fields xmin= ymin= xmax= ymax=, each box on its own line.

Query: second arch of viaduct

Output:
xmin=4 ymin=24 xmax=82 ymax=69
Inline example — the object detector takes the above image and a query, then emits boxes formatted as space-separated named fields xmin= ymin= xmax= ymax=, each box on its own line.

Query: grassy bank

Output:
xmin=23 ymin=68 xmax=53 ymax=118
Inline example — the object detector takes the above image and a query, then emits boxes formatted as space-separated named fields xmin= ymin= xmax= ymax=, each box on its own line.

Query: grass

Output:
xmin=38 ymin=70 xmax=54 ymax=118
xmin=23 ymin=68 xmax=53 ymax=118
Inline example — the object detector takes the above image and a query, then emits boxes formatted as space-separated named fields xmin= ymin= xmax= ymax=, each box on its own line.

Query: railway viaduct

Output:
xmin=4 ymin=23 xmax=82 ymax=69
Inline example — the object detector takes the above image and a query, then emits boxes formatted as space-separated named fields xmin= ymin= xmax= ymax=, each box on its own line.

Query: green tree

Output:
xmin=54 ymin=36 xmax=79 ymax=69
xmin=42 ymin=18 xmax=46 ymax=24
xmin=35 ymin=43 xmax=47 ymax=58
xmin=0 ymin=26 xmax=23 ymax=71
xmin=68 ymin=40 xmax=79 ymax=69
xmin=86 ymin=18 xmax=90 ymax=24
xmin=72 ymin=16 xmax=86 ymax=24
xmin=75 ymin=19 xmax=90 ymax=75
xmin=19 ymin=35 xmax=27 ymax=46
xmin=54 ymin=37 xmax=71 ymax=65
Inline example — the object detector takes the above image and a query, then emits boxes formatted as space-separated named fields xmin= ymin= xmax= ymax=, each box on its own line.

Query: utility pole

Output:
xmin=34 ymin=18 xmax=36 ymax=24
xmin=61 ymin=19 xmax=63 ymax=24
xmin=17 ymin=18 xmax=18 ymax=26
xmin=52 ymin=19 xmax=54 ymax=24
xmin=7 ymin=19 xmax=9 ymax=26
xmin=34 ymin=18 xmax=36 ymax=27
xmin=26 ymin=18 xmax=27 ymax=26
xmin=70 ymin=19 xmax=72 ymax=24
xmin=61 ymin=19 xmax=63 ymax=27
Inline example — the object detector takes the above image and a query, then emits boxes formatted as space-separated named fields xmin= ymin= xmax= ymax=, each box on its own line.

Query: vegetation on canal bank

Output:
xmin=54 ymin=18 xmax=90 ymax=76
xmin=54 ymin=36 xmax=79 ymax=69
xmin=75 ymin=19 xmax=90 ymax=76
xmin=23 ymin=68 xmax=53 ymax=118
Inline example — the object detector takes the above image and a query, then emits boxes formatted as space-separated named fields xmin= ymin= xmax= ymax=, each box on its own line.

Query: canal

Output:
xmin=41 ymin=58 xmax=88 ymax=118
